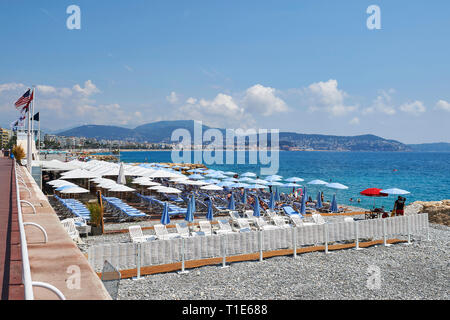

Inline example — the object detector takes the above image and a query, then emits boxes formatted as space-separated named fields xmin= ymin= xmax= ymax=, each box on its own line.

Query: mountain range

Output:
xmin=57 ymin=120 xmax=450 ymax=152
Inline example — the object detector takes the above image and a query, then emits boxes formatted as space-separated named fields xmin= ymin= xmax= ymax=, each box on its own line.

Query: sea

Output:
xmin=96 ymin=151 xmax=450 ymax=211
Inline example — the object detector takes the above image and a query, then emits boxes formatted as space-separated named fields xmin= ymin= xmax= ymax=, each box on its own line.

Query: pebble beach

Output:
xmin=76 ymin=203 xmax=449 ymax=300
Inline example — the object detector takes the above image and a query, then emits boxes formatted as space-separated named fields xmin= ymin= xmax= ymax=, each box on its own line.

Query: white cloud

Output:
xmin=399 ymin=101 xmax=426 ymax=115
xmin=72 ymin=80 xmax=100 ymax=96
xmin=242 ymin=84 xmax=288 ymax=116
xmin=349 ymin=117 xmax=360 ymax=125
xmin=436 ymin=100 xmax=450 ymax=112
xmin=0 ymin=83 xmax=25 ymax=94
xmin=186 ymin=97 xmax=197 ymax=104
xmin=166 ymin=91 xmax=179 ymax=104
xmin=306 ymin=79 xmax=357 ymax=116
xmin=363 ymin=89 xmax=396 ymax=115
xmin=178 ymin=93 xmax=252 ymax=128
xmin=124 ymin=65 xmax=133 ymax=72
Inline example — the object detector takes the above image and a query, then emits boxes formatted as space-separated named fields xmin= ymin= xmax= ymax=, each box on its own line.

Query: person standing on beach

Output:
xmin=392 ymin=196 xmax=406 ymax=216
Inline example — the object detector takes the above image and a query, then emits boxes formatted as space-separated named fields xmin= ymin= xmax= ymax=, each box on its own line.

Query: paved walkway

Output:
xmin=0 ymin=157 xmax=24 ymax=299
xmin=0 ymin=156 xmax=111 ymax=300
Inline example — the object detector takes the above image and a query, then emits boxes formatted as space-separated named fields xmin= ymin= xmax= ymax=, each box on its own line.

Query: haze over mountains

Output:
xmin=57 ymin=120 xmax=450 ymax=152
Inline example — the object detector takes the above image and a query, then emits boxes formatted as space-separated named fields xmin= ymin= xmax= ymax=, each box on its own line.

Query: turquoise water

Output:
xmin=98 ymin=151 xmax=450 ymax=210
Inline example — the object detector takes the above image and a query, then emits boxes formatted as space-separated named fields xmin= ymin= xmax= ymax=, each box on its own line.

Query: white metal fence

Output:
xmin=88 ymin=213 xmax=429 ymax=273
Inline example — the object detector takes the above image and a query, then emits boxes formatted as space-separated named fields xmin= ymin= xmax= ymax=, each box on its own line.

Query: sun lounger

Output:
xmin=216 ymin=219 xmax=235 ymax=235
xmin=61 ymin=218 xmax=83 ymax=243
xmin=198 ymin=220 xmax=213 ymax=236
xmin=312 ymin=213 xmax=326 ymax=225
xmin=272 ymin=216 xmax=291 ymax=228
xmin=176 ymin=222 xmax=203 ymax=237
xmin=254 ymin=217 xmax=280 ymax=230
xmin=236 ymin=218 xmax=254 ymax=232
xmin=282 ymin=206 xmax=303 ymax=217
xmin=128 ymin=225 xmax=157 ymax=243
xmin=153 ymin=224 xmax=182 ymax=240
xmin=289 ymin=214 xmax=316 ymax=227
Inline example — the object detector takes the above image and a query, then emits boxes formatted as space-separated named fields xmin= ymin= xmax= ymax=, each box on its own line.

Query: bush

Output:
xmin=87 ymin=202 xmax=103 ymax=227
xmin=12 ymin=145 xmax=26 ymax=163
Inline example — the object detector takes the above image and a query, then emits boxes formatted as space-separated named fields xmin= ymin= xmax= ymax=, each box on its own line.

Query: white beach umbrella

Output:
xmin=157 ymin=187 xmax=182 ymax=194
xmin=285 ymin=177 xmax=304 ymax=182
xmin=138 ymin=180 xmax=161 ymax=187
xmin=148 ymin=185 xmax=167 ymax=190
xmin=108 ymin=185 xmax=135 ymax=192
xmin=146 ymin=170 xmax=183 ymax=179
xmin=308 ymin=179 xmax=328 ymax=185
xmin=379 ymin=188 xmax=410 ymax=195
xmin=200 ymin=184 xmax=224 ymax=191
xmin=117 ymin=162 xmax=126 ymax=185
xmin=60 ymin=186 xmax=90 ymax=194
xmin=325 ymin=182 xmax=349 ymax=190
xmin=61 ymin=169 xmax=100 ymax=179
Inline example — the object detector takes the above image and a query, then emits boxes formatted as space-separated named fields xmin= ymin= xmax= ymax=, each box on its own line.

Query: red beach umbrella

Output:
xmin=360 ymin=188 xmax=388 ymax=209
xmin=360 ymin=188 xmax=388 ymax=197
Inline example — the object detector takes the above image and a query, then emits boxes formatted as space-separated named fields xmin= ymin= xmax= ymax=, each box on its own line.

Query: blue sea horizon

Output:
xmin=94 ymin=150 xmax=450 ymax=211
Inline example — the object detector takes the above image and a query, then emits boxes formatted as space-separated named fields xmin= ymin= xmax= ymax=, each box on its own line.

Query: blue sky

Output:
xmin=1 ymin=0 xmax=449 ymax=143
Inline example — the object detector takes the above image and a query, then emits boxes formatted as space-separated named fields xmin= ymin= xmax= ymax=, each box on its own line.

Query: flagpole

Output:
xmin=31 ymin=86 xmax=35 ymax=162
xmin=26 ymin=87 xmax=33 ymax=172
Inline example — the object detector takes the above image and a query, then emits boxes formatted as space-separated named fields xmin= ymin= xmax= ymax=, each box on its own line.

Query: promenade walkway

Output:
xmin=0 ymin=157 xmax=24 ymax=299
xmin=1 ymin=153 xmax=110 ymax=300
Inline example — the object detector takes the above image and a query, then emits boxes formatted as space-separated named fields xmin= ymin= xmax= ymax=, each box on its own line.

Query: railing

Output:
xmin=14 ymin=161 xmax=66 ymax=300
xmin=88 ymin=213 xmax=430 ymax=274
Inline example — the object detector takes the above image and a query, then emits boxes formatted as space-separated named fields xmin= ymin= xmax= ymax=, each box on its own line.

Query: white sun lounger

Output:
xmin=61 ymin=218 xmax=83 ymax=243
xmin=176 ymin=222 xmax=203 ymax=237
xmin=216 ymin=219 xmax=235 ymax=235
xmin=254 ymin=217 xmax=280 ymax=231
xmin=128 ymin=225 xmax=157 ymax=243
xmin=272 ymin=216 xmax=291 ymax=228
xmin=154 ymin=224 xmax=182 ymax=240
xmin=236 ymin=218 xmax=253 ymax=232
xmin=312 ymin=213 xmax=326 ymax=225
xmin=289 ymin=214 xmax=316 ymax=227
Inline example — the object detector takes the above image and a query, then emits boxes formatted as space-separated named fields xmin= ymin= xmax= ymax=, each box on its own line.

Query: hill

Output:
xmin=57 ymin=120 xmax=413 ymax=151
xmin=407 ymin=142 xmax=450 ymax=152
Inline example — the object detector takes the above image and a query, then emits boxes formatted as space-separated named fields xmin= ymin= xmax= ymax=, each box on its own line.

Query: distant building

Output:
xmin=0 ymin=127 xmax=12 ymax=148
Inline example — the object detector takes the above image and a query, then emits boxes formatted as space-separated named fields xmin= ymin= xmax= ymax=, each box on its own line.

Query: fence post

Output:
xmin=383 ymin=218 xmax=392 ymax=247
xmin=259 ymin=230 xmax=263 ymax=262
xmin=324 ymin=224 xmax=329 ymax=254
xmin=178 ymin=237 xmax=189 ymax=274
xmin=406 ymin=215 xmax=412 ymax=245
xmin=426 ymin=214 xmax=430 ymax=241
xmin=132 ymin=243 xmax=142 ymax=280
xmin=292 ymin=227 xmax=297 ymax=258
xmin=354 ymin=220 xmax=362 ymax=250
xmin=220 ymin=234 xmax=229 ymax=269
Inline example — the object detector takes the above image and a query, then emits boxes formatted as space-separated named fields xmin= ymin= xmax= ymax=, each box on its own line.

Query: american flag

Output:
xmin=14 ymin=88 xmax=32 ymax=108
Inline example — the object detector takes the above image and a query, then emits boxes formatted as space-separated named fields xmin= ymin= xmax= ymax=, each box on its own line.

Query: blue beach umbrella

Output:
xmin=275 ymin=189 xmax=281 ymax=202
xmin=185 ymin=198 xmax=195 ymax=223
xmin=161 ymin=202 xmax=171 ymax=225
xmin=206 ymin=198 xmax=214 ymax=221
xmin=253 ymin=196 xmax=261 ymax=217
xmin=242 ymin=188 xmax=247 ymax=204
xmin=228 ymin=193 xmax=235 ymax=210
xmin=316 ymin=191 xmax=323 ymax=209
xmin=269 ymin=192 xmax=275 ymax=210
xmin=330 ymin=194 xmax=338 ymax=213
xmin=300 ymin=190 xmax=307 ymax=215
xmin=190 ymin=194 xmax=196 ymax=213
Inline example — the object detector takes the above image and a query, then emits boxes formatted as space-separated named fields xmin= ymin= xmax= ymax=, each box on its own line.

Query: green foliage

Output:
xmin=87 ymin=202 xmax=102 ymax=227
